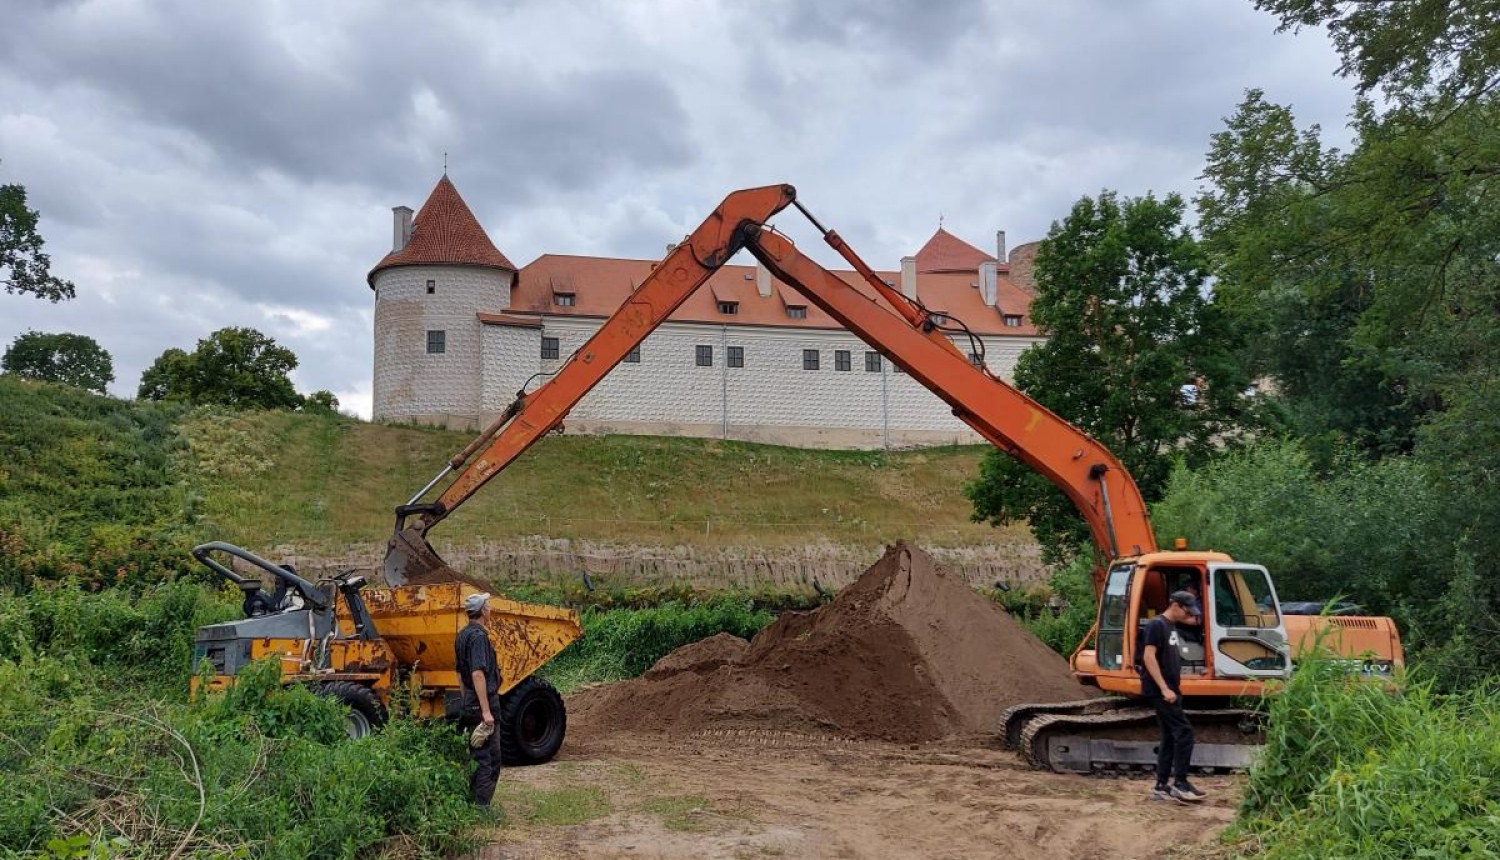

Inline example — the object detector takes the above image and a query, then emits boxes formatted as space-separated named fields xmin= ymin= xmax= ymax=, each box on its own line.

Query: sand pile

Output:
xmin=571 ymin=541 xmax=1093 ymax=743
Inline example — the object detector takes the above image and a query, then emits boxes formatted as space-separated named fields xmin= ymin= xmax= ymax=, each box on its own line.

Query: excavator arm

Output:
xmin=384 ymin=185 xmax=1156 ymax=591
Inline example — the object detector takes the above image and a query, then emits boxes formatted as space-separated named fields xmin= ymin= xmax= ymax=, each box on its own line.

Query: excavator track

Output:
xmin=999 ymin=698 xmax=1129 ymax=750
xmin=1016 ymin=705 xmax=1264 ymax=775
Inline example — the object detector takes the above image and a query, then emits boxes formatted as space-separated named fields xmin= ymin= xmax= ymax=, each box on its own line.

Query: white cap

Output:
xmin=464 ymin=592 xmax=491 ymax=613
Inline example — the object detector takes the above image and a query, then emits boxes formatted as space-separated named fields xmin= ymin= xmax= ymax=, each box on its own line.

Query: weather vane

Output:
xmin=443 ymin=151 xmax=448 ymax=174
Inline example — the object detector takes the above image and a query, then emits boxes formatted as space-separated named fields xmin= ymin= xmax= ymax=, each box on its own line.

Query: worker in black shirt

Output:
xmin=1138 ymin=590 xmax=1209 ymax=803
xmin=455 ymin=592 xmax=503 ymax=807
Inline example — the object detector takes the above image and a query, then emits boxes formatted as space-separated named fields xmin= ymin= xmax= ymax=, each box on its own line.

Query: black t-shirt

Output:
xmin=455 ymin=622 xmax=501 ymax=704
xmin=1136 ymin=615 xmax=1182 ymax=698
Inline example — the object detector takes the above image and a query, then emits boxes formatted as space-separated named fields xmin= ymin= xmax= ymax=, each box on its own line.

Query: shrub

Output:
xmin=1236 ymin=655 xmax=1500 ymax=860
xmin=0 ymin=653 xmax=483 ymax=859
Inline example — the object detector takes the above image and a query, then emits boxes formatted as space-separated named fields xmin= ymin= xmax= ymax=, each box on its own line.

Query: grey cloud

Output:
xmin=0 ymin=0 xmax=1358 ymax=411
xmin=0 ymin=1 xmax=696 ymax=207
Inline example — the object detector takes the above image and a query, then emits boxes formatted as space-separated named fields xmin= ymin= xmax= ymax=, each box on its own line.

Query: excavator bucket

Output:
xmin=385 ymin=524 xmax=452 ymax=588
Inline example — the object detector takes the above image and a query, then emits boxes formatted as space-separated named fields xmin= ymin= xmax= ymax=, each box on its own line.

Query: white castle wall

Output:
xmin=476 ymin=315 xmax=1044 ymax=449
xmin=371 ymin=264 xmax=511 ymax=426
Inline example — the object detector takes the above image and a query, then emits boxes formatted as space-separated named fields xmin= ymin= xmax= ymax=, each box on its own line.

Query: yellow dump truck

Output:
xmin=191 ymin=542 xmax=582 ymax=763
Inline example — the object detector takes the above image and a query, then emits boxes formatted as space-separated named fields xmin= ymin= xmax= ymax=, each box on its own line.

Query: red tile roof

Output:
xmin=914 ymin=227 xmax=997 ymax=274
xmin=368 ymin=175 xmax=516 ymax=285
xmin=510 ymin=250 xmax=1037 ymax=337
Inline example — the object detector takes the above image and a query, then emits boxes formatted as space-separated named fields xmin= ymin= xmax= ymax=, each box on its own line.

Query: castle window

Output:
xmin=1003 ymin=314 xmax=1023 ymax=327
xmin=624 ymin=346 xmax=641 ymax=363
xmin=970 ymin=352 xmax=984 ymax=367
xmin=541 ymin=337 xmax=559 ymax=359
xmin=718 ymin=301 xmax=739 ymax=315
xmin=865 ymin=351 xmax=882 ymax=372
xmin=696 ymin=345 xmax=713 ymax=367
xmin=728 ymin=346 xmax=744 ymax=368
xmin=835 ymin=350 xmax=851 ymax=372
xmin=426 ymin=280 xmax=435 ymax=294
xmin=426 ymin=330 xmax=445 ymax=354
xmin=802 ymin=349 xmax=819 ymax=371
xmin=787 ymin=305 xmax=808 ymax=320
xmin=554 ymin=292 xmax=576 ymax=307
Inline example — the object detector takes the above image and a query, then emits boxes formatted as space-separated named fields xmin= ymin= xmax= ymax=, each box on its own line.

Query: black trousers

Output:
xmin=462 ymin=694 xmax=503 ymax=806
xmin=1150 ymin=694 xmax=1195 ymax=784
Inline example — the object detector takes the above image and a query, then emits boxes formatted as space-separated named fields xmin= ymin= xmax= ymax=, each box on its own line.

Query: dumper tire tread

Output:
xmin=317 ymin=681 xmax=387 ymax=740
xmin=498 ymin=677 xmax=566 ymax=766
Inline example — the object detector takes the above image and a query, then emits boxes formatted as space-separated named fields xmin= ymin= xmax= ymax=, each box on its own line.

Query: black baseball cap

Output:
xmin=1169 ymin=590 xmax=1202 ymax=617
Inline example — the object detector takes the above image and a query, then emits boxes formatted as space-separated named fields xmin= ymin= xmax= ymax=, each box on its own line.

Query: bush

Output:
xmin=1150 ymin=438 xmax=1497 ymax=688
xmin=991 ymin=556 xmax=1097 ymax=656
xmin=0 ymin=653 xmax=483 ymax=859
xmin=1236 ymin=655 xmax=1500 ymax=859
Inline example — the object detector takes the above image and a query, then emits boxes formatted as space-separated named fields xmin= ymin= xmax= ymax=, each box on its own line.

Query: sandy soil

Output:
xmin=469 ymin=726 xmax=1239 ymax=860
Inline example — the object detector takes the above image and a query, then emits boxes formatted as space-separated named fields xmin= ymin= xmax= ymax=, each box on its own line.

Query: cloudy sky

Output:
xmin=0 ymin=0 xmax=1355 ymax=416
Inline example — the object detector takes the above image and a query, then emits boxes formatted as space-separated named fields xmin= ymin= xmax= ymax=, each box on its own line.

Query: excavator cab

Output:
xmin=1080 ymin=551 xmax=1292 ymax=695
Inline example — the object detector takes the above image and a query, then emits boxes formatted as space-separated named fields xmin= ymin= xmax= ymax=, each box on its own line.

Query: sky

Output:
xmin=0 ymin=0 xmax=1356 ymax=417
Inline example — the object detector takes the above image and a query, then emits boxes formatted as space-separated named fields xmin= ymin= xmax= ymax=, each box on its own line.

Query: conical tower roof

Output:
xmin=914 ymin=227 xmax=995 ymax=274
xmin=368 ymin=175 xmax=516 ymax=284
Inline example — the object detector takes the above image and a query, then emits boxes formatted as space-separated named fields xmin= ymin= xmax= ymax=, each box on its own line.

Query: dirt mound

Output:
xmin=571 ymin=541 xmax=1093 ymax=743
xmin=642 ymin=632 xmax=749 ymax=679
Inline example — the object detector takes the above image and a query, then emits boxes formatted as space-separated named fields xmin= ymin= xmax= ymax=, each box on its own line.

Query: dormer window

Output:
xmin=787 ymin=305 xmax=808 ymax=320
xmin=718 ymin=301 xmax=739 ymax=315
xmin=1003 ymin=314 xmax=1023 ymax=327
xmin=553 ymin=292 xmax=576 ymax=307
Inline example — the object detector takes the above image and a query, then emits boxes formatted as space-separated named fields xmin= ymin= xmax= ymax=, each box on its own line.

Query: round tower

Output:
xmin=368 ymin=175 xmax=516 ymax=427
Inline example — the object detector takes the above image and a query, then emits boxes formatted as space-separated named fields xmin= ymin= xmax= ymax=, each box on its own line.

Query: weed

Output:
xmin=639 ymin=795 xmax=715 ymax=832
xmin=496 ymin=784 xmax=612 ymax=827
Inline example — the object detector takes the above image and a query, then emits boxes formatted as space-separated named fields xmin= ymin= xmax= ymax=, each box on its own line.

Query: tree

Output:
xmin=966 ymin=191 xmax=1257 ymax=563
xmin=1 ymin=176 xmax=76 ymax=302
xmin=138 ymin=327 xmax=301 ymax=409
xmin=2 ymin=331 xmax=114 ymax=393
xmin=303 ymin=390 xmax=339 ymax=412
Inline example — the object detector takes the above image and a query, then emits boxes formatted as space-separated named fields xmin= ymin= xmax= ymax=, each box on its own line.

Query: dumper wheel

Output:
xmin=317 ymin=681 xmax=387 ymax=740
xmin=498 ymin=677 xmax=566 ymax=765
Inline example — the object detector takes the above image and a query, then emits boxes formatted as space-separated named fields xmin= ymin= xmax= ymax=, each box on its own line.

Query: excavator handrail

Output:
xmin=385 ymin=185 xmax=1157 ymax=593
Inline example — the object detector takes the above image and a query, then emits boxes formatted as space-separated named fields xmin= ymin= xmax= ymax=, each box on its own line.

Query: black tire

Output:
xmin=317 ymin=681 xmax=387 ymax=740
xmin=498 ymin=677 xmax=566 ymax=765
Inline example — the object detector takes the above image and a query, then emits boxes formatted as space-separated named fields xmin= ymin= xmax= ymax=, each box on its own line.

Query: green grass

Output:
xmin=182 ymin=407 xmax=1002 ymax=552
xmin=639 ymin=795 xmax=719 ymax=832
xmin=1232 ymin=655 xmax=1500 ymax=860
xmin=495 ymin=784 xmax=613 ymax=826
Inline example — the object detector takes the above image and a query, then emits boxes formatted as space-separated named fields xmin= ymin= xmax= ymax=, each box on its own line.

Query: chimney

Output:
xmin=392 ymin=206 xmax=413 ymax=252
xmin=995 ymin=230 xmax=1008 ymax=265
xmin=755 ymin=262 xmax=773 ymax=298
xmin=900 ymin=255 xmax=918 ymax=301
xmin=979 ymin=260 xmax=999 ymax=307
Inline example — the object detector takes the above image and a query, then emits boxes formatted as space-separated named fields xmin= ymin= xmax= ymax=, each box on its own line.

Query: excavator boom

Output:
xmin=385 ymin=185 xmax=1154 ymax=588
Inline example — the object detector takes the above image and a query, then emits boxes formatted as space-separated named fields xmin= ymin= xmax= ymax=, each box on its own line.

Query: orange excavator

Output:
xmin=385 ymin=184 xmax=1404 ymax=773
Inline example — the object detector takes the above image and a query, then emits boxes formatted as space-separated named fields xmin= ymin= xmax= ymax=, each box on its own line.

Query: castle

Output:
xmin=369 ymin=175 xmax=1045 ymax=448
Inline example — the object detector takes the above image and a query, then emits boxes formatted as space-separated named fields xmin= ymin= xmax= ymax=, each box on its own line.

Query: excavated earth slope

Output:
xmin=572 ymin=540 xmax=1093 ymax=743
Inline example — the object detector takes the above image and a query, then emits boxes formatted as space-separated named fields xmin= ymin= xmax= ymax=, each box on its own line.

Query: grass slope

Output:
xmin=1 ymin=378 xmax=1013 ymax=568
xmin=184 ymin=408 xmax=1004 ymax=552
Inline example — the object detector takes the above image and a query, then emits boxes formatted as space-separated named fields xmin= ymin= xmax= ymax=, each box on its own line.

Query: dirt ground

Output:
xmin=470 ymin=725 xmax=1239 ymax=860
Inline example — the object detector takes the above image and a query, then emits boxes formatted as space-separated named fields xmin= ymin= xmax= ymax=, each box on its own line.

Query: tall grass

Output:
xmin=1236 ymin=655 xmax=1500 ymax=859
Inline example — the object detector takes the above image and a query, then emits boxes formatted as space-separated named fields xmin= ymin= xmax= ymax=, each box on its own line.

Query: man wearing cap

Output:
xmin=455 ymin=592 xmax=503 ymax=807
xmin=1138 ymin=590 xmax=1209 ymax=803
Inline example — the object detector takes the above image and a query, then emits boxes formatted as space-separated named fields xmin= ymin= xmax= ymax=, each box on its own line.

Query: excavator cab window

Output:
xmin=1095 ymin=563 xmax=1135 ymax=670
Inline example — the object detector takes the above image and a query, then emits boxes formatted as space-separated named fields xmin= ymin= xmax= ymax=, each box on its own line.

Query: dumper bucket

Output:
xmin=357 ymin=582 xmax=582 ymax=696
